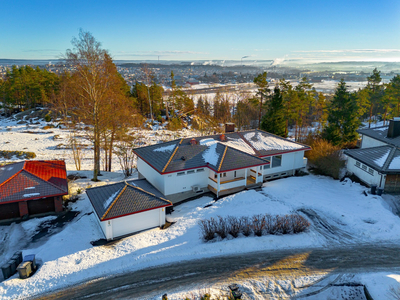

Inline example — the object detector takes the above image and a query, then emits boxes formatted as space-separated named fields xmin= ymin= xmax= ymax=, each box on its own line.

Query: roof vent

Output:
xmin=181 ymin=156 xmax=186 ymax=161
xmin=219 ymin=134 xmax=226 ymax=141
xmin=387 ymin=119 xmax=400 ymax=138
xmin=190 ymin=138 xmax=197 ymax=145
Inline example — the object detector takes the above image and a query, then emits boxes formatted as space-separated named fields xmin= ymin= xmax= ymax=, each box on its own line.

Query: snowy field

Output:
xmin=0 ymin=112 xmax=201 ymax=172
xmin=1 ymin=114 xmax=400 ymax=299
xmin=1 ymin=174 xmax=400 ymax=299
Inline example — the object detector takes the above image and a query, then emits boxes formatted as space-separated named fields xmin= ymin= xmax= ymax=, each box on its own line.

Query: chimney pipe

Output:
xmin=387 ymin=118 xmax=400 ymax=138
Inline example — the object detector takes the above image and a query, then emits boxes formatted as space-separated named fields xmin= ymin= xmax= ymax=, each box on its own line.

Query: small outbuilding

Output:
xmin=0 ymin=160 xmax=68 ymax=221
xmin=86 ymin=179 xmax=172 ymax=240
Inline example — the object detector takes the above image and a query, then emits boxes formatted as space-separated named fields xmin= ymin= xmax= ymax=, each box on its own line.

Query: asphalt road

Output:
xmin=36 ymin=242 xmax=400 ymax=300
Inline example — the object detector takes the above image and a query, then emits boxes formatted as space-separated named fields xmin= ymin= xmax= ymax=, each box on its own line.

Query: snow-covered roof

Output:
xmin=86 ymin=179 xmax=172 ymax=221
xmin=345 ymin=145 xmax=400 ymax=173
xmin=134 ymin=129 xmax=310 ymax=174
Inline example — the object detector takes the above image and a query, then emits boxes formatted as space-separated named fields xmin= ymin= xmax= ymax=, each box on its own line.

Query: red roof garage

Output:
xmin=0 ymin=160 xmax=68 ymax=221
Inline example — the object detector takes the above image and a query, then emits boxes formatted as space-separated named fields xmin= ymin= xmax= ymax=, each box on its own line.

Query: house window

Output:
xmin=220 ymin=172 xmax=227 ymax=177
xmin=197 ymin=168 xmax=204 ymax=172
xmin=368 ymin=168 xmax=374 ymax=175
xmin=355 ymin=161 xmax=361 ymax=168
xmin=187 ymin=170 xmax=195 ymax=174
xmin=272 ymin=155 xmax=282 ymax=168
xmin=263 ymin=165 xmax=270 ymax=169
xmin=259 ymin=166 xmax=262 ymax=170
xmin=362 ymin=164 xmax=367 ymax=171
xmin=214 ymin=174 xmax=218 ymax=179
xmin=177 ymin=172 xmax=185 ymax=176
xmin=234 ymin=171 xmax=237 ymax=177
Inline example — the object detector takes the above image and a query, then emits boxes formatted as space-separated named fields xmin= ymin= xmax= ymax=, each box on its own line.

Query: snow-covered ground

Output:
xmin=1 ymin=174 xmax=400 ymax=299
xmin=1 ymin=114 xmax=400 ymax=299
xmin=0 ymin=112 xmax=201 ymax=172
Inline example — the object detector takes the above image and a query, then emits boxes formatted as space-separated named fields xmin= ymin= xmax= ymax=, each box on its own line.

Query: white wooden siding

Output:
xmin=101 ymin=207 xmax=166 ymax=240
xmin=361 ymin=135 xmax=387 ymax=148
xmin=347 ymin=156 xmax=384 ymax=188
xmin=164 ymin=169 xmax=208 ymax=195
xmin=137 ymin=158 xmax=165 ymax=194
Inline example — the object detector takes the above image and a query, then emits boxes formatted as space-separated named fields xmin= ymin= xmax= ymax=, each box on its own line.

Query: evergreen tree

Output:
xmin=261 ymin=86 xmax=286 ymax=137
xmin=323 ymin=79 xmax=360 ymax=146
xmin=366 ymin=68 xmax=383 ymax=127
xmin=253 ymin=72 xmax=270 ymax=128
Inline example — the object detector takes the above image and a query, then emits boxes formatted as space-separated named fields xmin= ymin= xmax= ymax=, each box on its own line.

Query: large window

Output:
xmin=272 ymin=155 xmax=282 ymax=168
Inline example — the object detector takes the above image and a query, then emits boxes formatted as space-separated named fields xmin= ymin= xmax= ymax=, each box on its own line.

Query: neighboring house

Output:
xmin=0 ymin=160 xmax=67 ymax=221
xmin=86 ymin=179 xmax=172 ymax=240
xmin=344 ymin=118 xmax=400 ymax=193
xmin=134 ymin=129 xmax=310 ymax=202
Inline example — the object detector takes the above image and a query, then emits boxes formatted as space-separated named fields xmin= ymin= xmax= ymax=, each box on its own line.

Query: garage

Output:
xmin=27 ymin=197 xmax=56 ymax=215
xmin=87 ymin=179 xmax=172 ymax=240
xmin=0 ymin=160 xmax=68 ymax=221
xmin=0 ymin=202 xmax=20 ymax=220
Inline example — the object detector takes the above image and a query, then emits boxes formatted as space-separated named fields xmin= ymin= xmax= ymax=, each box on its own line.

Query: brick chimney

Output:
xmin=387 ymin=118 xmax=400 ymax=138
xmin=190 ymin=138 xmax=197 ymax=145
xmin=225 ymin=123 xmax=235 ymax=133
xmin=220 ymin=134 xmax=226 ymax=141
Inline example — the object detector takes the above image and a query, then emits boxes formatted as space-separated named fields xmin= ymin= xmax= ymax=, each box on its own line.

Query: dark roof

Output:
xmin=86 ymin=179 xmax=172 ymax=221
xmin=0 ymin=160 xmax=68 ymax=203
xmin=344 ymin=145 xmax=400 ymax=174
xmin=358 ymin=126 xmax=400 ymax=148
xmin=133 ymin=129 xmax=310 ymax=174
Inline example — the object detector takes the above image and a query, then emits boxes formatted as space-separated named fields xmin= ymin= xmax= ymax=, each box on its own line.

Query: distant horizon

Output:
xmin=1 ymin=0 xmax=399 ymax=63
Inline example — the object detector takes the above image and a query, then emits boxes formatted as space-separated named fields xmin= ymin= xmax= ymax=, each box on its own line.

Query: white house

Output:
xmin=134 ymin=129 xmax=310 ymax=203
xmin=344 ymin=118 xmax=400 ymax=193
xmin=86 ymin=179 xmax=172 ymax=240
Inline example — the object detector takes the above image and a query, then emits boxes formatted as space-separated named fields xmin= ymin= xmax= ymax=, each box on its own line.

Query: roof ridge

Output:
xmin=237 ymin=132 xmax=261 ymax=156
xmin=125 ymin=182 xmax=172 ymax=204
xmin=101 ymin=185 xmax=127 ymax=220
xmin=217 ymin=145 xmax=228 ymax=172
xmin=0 ymin=162 xmax=24 ymax=188
xmin=162 ymin=138 xmax=183 ymax=173
xmin=23 ymin=163 xmax=68 ymax=193
xmin=382 ymin=146 xmax=398 ymax=171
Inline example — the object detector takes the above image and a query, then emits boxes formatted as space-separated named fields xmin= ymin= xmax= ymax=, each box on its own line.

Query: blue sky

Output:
xmin=1 ymin=0 xmax=400 ymax=62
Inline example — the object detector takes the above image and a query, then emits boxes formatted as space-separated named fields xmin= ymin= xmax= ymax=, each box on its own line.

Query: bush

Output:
xmin=198 ymin=218 xmax=216 ymax=241
xmin=240 ymin=216 xmax=252 ymax=237
xmin=306 ymin=138 xmax=345 ymax=179
xmin=44 ymin=113 xmax=52 ymax=122
xmin=215 ymin=216 xmax=228 ymax=239
xmin=199 ymin=214 xmax=310 ymax=242
xmin=0 ymin=150 xmax=36 ymax=159
xmin=252 ymin=214 xmax=266 ymax=236
xmin=274 ymin=215 xmax=292 ymax=234
xmin=227 ymin=216 xmax=241 ymax=238
xmin=290 ymin=214 xmax=311 ymax=233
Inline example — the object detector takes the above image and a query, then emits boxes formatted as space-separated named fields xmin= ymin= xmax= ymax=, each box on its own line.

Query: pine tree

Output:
xmin=261 ymin=86 xmax=286 ymax=137
xmin=323 ymin=79 xmax=360 ymax=146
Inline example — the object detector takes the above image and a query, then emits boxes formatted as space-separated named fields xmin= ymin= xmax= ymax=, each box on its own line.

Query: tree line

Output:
xmin=1 ymin=30 xmax=399 ymax=179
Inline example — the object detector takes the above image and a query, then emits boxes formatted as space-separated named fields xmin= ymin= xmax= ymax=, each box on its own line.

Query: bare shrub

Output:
xmin=227 ymin=216 xmax=241 ymax=238
xmin=264 ymin=214 xmax=275 ymax=234
xmin=252 ymin=214 xmax=266 ymax=236
xmin=290 ymin=214 xmax=310 ymax=233
xmin=306 ymin=138 xmax=345 ymax=180
xmin=240 ymin=216 xmax=252 ymax=236
xmin=215 ymin=216 xmax=228 ymax=239
xmin=198 ymin=218 xmax=216 ymax=241
xmin=274 ymin=215 xmax=292 ymax=234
